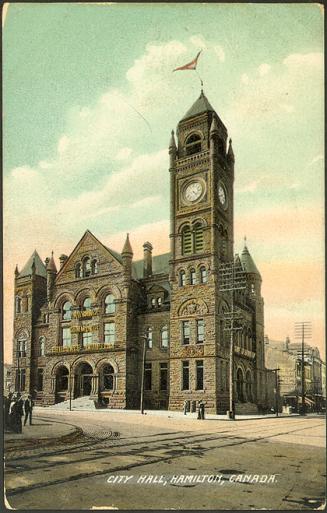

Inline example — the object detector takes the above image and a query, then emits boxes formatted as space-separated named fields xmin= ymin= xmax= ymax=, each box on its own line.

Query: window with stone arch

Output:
xmin=185 ymin=133 xmax=202 ymax=156
xmin=62 ymin=301 xmax=72 ymax=321
xmin=39 ymin=336 xmax=45 ymax=356
xmin=102 ymin=364 xmax=115 ymax=391
xmin=182 ymin=226 xmax=192 ymax=255
xmin=91 ymin=259 xmax=98 ymax=275
xmin=17 ymin=335 xmax=27 ymax=357
xmin=200 ymin=266 xmax=208 ymax=284
xmin=83 ymin=257 xmax=92 ymax=277
xmin=104 ymin=294 xmax=115 ymax=314
xmin=75 ymin=263 xmax=82 ymax=278
xmin=15 ymin=296 xmax=22 ymax=314
xmin=161 ymin=326 xmax=169 ymax=349
xmin=83 ymin=297 xmax=92 ymax=310
xmin=179 ymin=270 xmax=186 ymax=287
xmin=190 ymin=268 xmax=197 ymax=285
xmin=193 ymin=222 xmax=204 ymax=253
xmin=146 ymin=327 xmax=153 ymax=349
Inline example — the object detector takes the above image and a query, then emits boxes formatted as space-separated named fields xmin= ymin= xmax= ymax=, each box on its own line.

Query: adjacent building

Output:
xmin=11 ymin=91 xmax=271 ymax=414
xmin=265 ymin=336 xmax=325 ymax=411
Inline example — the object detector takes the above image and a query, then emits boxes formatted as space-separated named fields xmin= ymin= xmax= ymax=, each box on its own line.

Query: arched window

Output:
xmin=157 ymin=297 xmax=162 ymax=307
xmin=185 ymin=133 xmax=202 ymax=155
xmin=91 ymin=259 xmax=98 ymax=275
xmin=147 ymin=328 xmax=153 ymax=349
xmin=200 ymin=266 xmax=208 ymax=284
xmin=151 ymin=298 xmax=156 ymax=309
xmin=83 ymin=297 xmax=92 ymax=310
xmin=83 ymin=257 xmax=91 ymax=277
xmin=193 ymin=223 xmax=204 ymax=253
xmin=17 ymin=337 xmax=27 ymax=357
xmin=62 ymin=301 xmax=72 ymax=321
xmin=182 ymin=226 xmax=192 ymax=255
xmin=75 ymin=263 xmax=82 ymax=278
xmin=39 ymin=336 xmax=45 ymax=356
xmin=190 ymin=269 xmax=197 ymax=285
xmin=103 ymin=364 xmax=115 ymax=390
xmin=15 ymin=296 xmax=22 ymax=314
xmin=161 ymin=326 xmax=169 ymax=348
xmin=104 ymin=294 xmax=115 ymax=314
xmin=179 ymin=270 xmax=186 ymax=286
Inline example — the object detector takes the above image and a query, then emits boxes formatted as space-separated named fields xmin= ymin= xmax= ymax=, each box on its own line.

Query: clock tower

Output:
xmin=168 ymin=90 xmax=235 ymax=413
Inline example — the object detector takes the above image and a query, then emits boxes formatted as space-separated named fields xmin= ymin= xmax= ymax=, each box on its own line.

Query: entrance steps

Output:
xmin=47 ymin=396 xmax=96 ymax=410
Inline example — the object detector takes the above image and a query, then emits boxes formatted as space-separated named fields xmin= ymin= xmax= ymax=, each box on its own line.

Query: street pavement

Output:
xmin=4 ymin=409 xmax=326 ymax=510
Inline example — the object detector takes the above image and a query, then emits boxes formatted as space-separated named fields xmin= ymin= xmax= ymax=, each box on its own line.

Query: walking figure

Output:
xmin=183 ymin=400 xmax=188 ymax=415
xmin=197 ymin=400 xmax=206 ymax=420
xmin=10 ymin=393 xmax=24 ymax=433
xmin=24 ymin=394 xmax=34 ymax=426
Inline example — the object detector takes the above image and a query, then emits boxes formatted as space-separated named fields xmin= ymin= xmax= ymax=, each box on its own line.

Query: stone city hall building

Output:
xmin=12 ymin=91 xmax=270 ymax=414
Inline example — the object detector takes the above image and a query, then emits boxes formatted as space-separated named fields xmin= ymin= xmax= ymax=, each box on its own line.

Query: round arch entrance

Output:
xmin=55 ymin=365 xmax=69 ymax=403
xmin=74 ymin=362 xmax=93 ymax=397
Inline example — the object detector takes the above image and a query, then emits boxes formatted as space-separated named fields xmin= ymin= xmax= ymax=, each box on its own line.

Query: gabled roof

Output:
xmin=56 ymin=229 xmax=124 ymax=278
xmin=181 ymin=90 xmax=215 ymax=121
xmin=133 ymin=253 xmax=170 ymax=280
xmin=240 ymin=245 xmax=261 ymax=277
xmin=19 ymin=250 xmax=46 ymax=278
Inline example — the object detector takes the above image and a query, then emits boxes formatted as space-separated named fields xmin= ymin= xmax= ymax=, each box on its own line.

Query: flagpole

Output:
xmin=195 ymin=70 xmax=203 ymax=89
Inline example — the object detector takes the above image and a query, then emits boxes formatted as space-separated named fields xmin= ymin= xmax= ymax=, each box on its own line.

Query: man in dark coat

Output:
xmin=24 ymin=395 xmax=34 ymax=426
xmin=11 ymin=393 xmax=24 ymax=433
xmin=4 ymin=392 xmax=13 ymax=430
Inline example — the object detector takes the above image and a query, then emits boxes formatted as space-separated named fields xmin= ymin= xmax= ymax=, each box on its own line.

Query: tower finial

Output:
xmin=244 ymin=235 xmax=247 ymax=248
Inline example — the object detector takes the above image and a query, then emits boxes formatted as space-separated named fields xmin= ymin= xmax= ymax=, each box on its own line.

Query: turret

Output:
xmin=15 ymin=265 xmax=19 ymax=278
xmin=121 ymin=234 xmax=133 ymax=282
xmin=227 ymin=138 xmax=235 ymax=171
xmin=143 ymin=242 xmax=153 ymax=278
xmin=46 ymin=251 xmax=57 ymax=302
xmin=169 ymin=130 xmax=177 ymax=168
xmin=209 ymin=116 xmax=219 ymax=156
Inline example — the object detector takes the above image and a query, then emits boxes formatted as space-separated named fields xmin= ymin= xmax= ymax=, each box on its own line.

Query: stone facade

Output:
xmin=11 ymin=92 xmax=270 ymax=414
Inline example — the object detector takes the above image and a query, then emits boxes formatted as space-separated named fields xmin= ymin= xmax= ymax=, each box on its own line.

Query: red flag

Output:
xmin=173 ymin=51 xmax=202 ymax=72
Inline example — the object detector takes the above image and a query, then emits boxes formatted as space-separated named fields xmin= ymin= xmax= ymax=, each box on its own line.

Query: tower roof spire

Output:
xmin=122 ymin=233 xmax=133 ymax=257
xmin=47 ymin=251 xmax=57 ymax=273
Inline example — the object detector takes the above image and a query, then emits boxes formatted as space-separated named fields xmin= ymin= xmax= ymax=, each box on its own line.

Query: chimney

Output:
xmin=59 ymin=254 xmax=68 ymax=269
xmin=143 ymin=242 xmax=153 ymax=278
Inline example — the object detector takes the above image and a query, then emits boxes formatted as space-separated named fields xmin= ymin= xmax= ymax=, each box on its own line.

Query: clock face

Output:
xmin=184 ymin=181 xmax=203 ymax=202
xmin=218 ymin=183 xmax=227 ymax=207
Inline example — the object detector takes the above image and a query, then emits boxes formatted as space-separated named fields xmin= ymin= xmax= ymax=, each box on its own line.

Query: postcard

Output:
xmin=3 ymin=2 xmax=325 ymax=510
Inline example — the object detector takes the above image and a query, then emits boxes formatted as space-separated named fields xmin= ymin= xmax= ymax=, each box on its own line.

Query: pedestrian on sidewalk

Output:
xmin=24 ymin=394 xmax=34 ymax=426
xmin=199 ymin=400 xmax=206 ymax=420
xmin=10 ymin=393 xmax=24 ymax=433
xmin=183 ymin=400 xmax=188 ymax=415
xmin=4 ymin=392 xmax=13 ymax=431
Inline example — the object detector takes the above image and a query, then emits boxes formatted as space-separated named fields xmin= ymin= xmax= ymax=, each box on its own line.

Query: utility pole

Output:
xmin=270 ymin=368 xmax=280 ymax=417
xmin=140 ymin=334 xmax=148 ymax=414
xmin=294 ymin=321 xmax=312 ymax=416
xmin=219 ymin=260 xmax=247 ymax=420
xmin=69 ymin=363 xmax=73 ymax=412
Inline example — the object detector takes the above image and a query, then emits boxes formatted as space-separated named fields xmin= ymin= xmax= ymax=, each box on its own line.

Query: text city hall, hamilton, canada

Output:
xmin=12 ymin=90 xmax=273 ymax=414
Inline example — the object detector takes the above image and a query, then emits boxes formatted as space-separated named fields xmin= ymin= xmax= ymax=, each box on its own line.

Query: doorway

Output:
xmin=75 ymin=362 xmax=93 ymax=397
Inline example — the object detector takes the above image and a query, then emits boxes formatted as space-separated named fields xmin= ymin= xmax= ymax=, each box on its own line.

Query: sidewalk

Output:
xmin=35 ymin=405 xmax=299 ymax=421
xmin=4 ymin=416 xmax=77 ymax=442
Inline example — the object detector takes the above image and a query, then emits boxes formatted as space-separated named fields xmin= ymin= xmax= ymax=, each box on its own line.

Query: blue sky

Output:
xmin=3 ymin=3 xmax=324 ymax=360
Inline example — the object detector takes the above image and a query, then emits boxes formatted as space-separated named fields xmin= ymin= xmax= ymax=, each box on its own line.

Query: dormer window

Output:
xmin=185 ymin=133 xmax=202 ymax=156
xmin=157 ymin=297 xmax=162 ymax=307
xmin=151 ymin=298 xmax=156 ymax=309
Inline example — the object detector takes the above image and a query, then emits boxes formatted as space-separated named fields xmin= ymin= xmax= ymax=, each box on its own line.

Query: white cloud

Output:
xmin=58 ymin=135 xmax=70 ymax=154
xmin=283 ymin=52 xmax=323 ymax=68
xmin=11 ymin=165 xmax=39 ymax=180
xmin=115 ymin=147 xmax=132 ymax=161
xmin=189 ymin=34 xmax=225 ymax=62
xmin=258 ymin=63 xmax=271 ymax=76
xmin=236 ymin=180 xmax=260 ymax=193
xmin=241 ymin=73 xmax=249 ymax=85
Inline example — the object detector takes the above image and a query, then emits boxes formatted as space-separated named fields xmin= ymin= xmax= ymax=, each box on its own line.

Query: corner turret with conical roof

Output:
xmin=46 ymin=251 xmax=57 ymax=302
xmin=122 ymin=233 xmax=133 ymax=283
